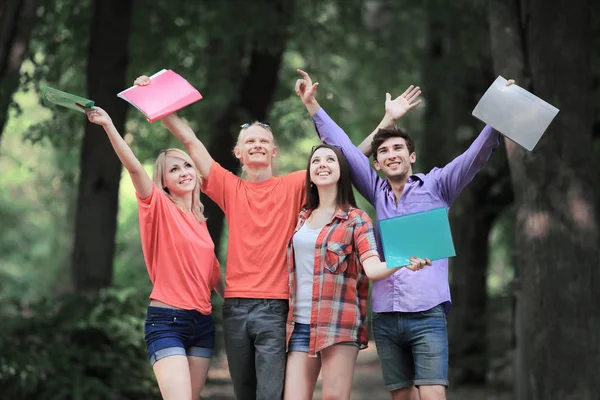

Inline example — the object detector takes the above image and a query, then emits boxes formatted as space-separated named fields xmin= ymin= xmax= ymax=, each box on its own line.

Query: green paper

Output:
xmin=42 ymin=86 xmax=94 ymax=113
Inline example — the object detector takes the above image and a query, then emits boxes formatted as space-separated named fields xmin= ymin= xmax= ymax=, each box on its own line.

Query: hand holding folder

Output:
xmin=118 ymin=69 xmax=202 ymax=123
xmin=472 ymin=76 xmax=559 ymax=151
xmin=379 ymin=207 xmax=456 ymax=268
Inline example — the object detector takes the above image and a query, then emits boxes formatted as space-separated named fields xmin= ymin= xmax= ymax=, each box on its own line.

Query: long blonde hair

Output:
xmin=153 ymin=148 xmax=206 ymax=222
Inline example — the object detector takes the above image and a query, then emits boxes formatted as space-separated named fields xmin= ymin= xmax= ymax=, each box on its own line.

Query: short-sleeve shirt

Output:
xmin=286 ymin=206 xmax=379 ymax=356
xmin=137 ymin=185 xmax=220 ymax=314
xmin=201 ymin=162 xmax=306 ymax=299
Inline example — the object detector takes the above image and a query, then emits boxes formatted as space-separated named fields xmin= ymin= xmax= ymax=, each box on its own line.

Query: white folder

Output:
xmin=472 ymin=76 xmax=559 ymax=151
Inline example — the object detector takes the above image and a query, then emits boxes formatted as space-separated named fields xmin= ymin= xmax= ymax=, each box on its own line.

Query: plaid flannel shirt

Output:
xmin=286 ymin=206 xmax=380 ymax=356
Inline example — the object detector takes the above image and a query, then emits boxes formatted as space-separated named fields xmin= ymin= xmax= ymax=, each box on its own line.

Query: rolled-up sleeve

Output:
xmin=352 ymin=209 xmax=380 ymax=263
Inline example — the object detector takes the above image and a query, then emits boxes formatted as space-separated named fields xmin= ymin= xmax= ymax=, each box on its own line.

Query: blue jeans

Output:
xmin=372 ymin=304 xmax=449 ymax=390
xmin=144 ymin=306 xmax=215 ymax=366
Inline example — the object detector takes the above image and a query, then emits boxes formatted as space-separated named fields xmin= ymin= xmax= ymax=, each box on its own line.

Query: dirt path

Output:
xmin=203 ymin=342 xmax=511 ymax=400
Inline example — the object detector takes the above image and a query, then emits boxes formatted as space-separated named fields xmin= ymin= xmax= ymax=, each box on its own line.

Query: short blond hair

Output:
xmin=153 ymin=148 xmax=206 ymax=222
xmin=234 ymin=122 xmax=278 ymax=174
xmin=235 ymin=122 xmax=274 ymax=146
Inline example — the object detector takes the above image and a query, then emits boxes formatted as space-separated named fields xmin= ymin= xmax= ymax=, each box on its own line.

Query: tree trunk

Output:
xmin=202 ymin=0 xmax=295 ymax=252
xmin=0 ymin=0 xmax=37 ymax=143
xmin=447 ymin=171 xmax=512 ymax=384
xmin=487 ymin=1 xmax=529 ymax=397
xmin=71 ymin=0 xmax=132 ymax=291
xmin=422 ymin=0 xmax=516 ymax=385
xmin=489 ymin=0 xmax=600 ymax=398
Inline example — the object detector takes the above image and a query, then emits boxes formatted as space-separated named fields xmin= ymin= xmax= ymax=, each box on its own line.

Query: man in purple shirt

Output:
xmin=295 ymin=70 xmax=512 ymax=400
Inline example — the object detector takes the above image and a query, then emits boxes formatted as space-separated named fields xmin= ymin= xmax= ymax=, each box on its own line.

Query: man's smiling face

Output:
xmin=373 ymin=137 xmax=416 ymax=180
xmin=234 ymin=125 xmax=277 ymax=169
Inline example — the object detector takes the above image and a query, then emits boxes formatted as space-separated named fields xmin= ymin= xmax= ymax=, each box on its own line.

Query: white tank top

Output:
xmin=292 ymin=222 xmax=321 ymax=323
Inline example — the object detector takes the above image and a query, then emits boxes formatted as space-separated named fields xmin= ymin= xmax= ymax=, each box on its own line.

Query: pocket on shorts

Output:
xmin=146 ymin=313 xmax=177 ymax=326
xmin=324 ymin=241 xmax=351 ymax=274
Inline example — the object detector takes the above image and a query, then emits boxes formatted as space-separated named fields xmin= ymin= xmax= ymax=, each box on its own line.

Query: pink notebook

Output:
xmin=117 ymin=69 xmax=202 ymax=122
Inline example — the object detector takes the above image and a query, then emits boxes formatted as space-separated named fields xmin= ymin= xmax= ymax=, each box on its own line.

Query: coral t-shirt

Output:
xmin=202 ymin=162 xmax=305 ymax=299
xmin=137 ymin=185 xmax=220 ymax=314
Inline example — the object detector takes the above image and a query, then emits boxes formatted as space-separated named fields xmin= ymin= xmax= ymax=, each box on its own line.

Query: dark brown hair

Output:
xmin=304 ymin=144 xmax=357 ymax=211
xmin=370 ymin=126 xmax=415 ymax=163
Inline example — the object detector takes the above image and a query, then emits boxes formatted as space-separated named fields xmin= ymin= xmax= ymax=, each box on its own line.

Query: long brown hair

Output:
xmin=304 ymin=144 xmax=357 ymax=211
xmin=153 ymin=148 xmax=206 ymax=222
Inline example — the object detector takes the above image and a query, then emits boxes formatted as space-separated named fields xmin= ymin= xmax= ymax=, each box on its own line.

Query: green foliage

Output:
xmin=25 ymin=0 xmax=92 ymax=147
xmin=0 ymin=89 xmax=74 ymax=302
xmin=488 ymin=207 xmax=516 ymax=296
xmin=0 ymin=288 xmax=159 ymax=400
xmin=0 ymin=1 xmax=556 ymax=395
xmin=0 ymin=0 xmax=94 ymax=303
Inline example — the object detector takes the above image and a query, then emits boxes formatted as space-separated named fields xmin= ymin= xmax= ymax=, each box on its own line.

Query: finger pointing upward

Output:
xmin=296 ymin=69 xmax=313 ymax=86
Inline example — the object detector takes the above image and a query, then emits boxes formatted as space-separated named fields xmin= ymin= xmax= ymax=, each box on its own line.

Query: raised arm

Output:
xmin=432 ymin=124 xmax=501 ymax=205
xmin=161 ymin=113 xmax=213 ymax=178
xmin=295 ymin=69 xmax=381 ymax=204
xmin=133 ymin=76 xmax=214 ymax=178
xmin=294 ymin=69 xmax=321 ymax=116
xmin=86 ymin=107 xmax=153 ymax=199
xmin=433 ymin=79 xmax=516 ymax=205
xmin=357 ymin=86 xmax=422 ymax=157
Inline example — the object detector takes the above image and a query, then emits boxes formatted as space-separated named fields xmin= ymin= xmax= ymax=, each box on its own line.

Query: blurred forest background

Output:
xmin=1 ymin=0 xmax=599 ymax=399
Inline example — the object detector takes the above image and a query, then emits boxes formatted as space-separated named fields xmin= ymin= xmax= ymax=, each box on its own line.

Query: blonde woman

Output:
xmin=86 ymin=107 xmax=224 ymax=400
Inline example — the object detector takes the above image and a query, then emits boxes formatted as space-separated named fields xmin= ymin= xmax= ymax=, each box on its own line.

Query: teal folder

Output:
xmin=379 ymin=207 xmax=456 ymax=268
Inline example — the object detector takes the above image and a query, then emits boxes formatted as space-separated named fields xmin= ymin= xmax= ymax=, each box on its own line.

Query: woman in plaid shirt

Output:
xmin=284 ymin=144 xmax=430 ymax=400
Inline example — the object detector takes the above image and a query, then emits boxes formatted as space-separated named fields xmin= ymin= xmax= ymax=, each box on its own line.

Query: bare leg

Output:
xmin=319 ymin=345 xmax=359 ymax=400
xmin=283 ymin=351 xmax=321 ymax=400
xmin=418 ymin=385 xmax=445 ymax=400
xmin=188 ymin=356 xmax=211 ymax=399
xmin=153 ymin=355 xmax=192 ymax=400
xmin=391 ymin=386 xmax=420 ymax=400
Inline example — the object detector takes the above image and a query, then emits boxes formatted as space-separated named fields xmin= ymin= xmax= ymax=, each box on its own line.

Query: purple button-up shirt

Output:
xmin=313 ymin=108 xmax=501 ymax=313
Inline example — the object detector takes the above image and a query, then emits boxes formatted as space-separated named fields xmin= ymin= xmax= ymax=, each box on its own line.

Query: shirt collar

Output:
xmin=299 ymin=206 xmax=350 ymax=223
xmin=384 ymin=173 xmax=424 ymax=190
xmin=408 ymin=174 xmax=424 ymax=183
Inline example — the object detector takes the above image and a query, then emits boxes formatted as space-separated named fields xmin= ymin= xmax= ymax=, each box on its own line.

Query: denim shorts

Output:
xmin=289 ymin=322 xmax=360 ymax=353
xmin=289 ymin=322 xmax=311 ymax=352
xmin=372 ymin=304 xmax=449 ymax=390
xmin=144 ymin=306 xmax=215 ymax=366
